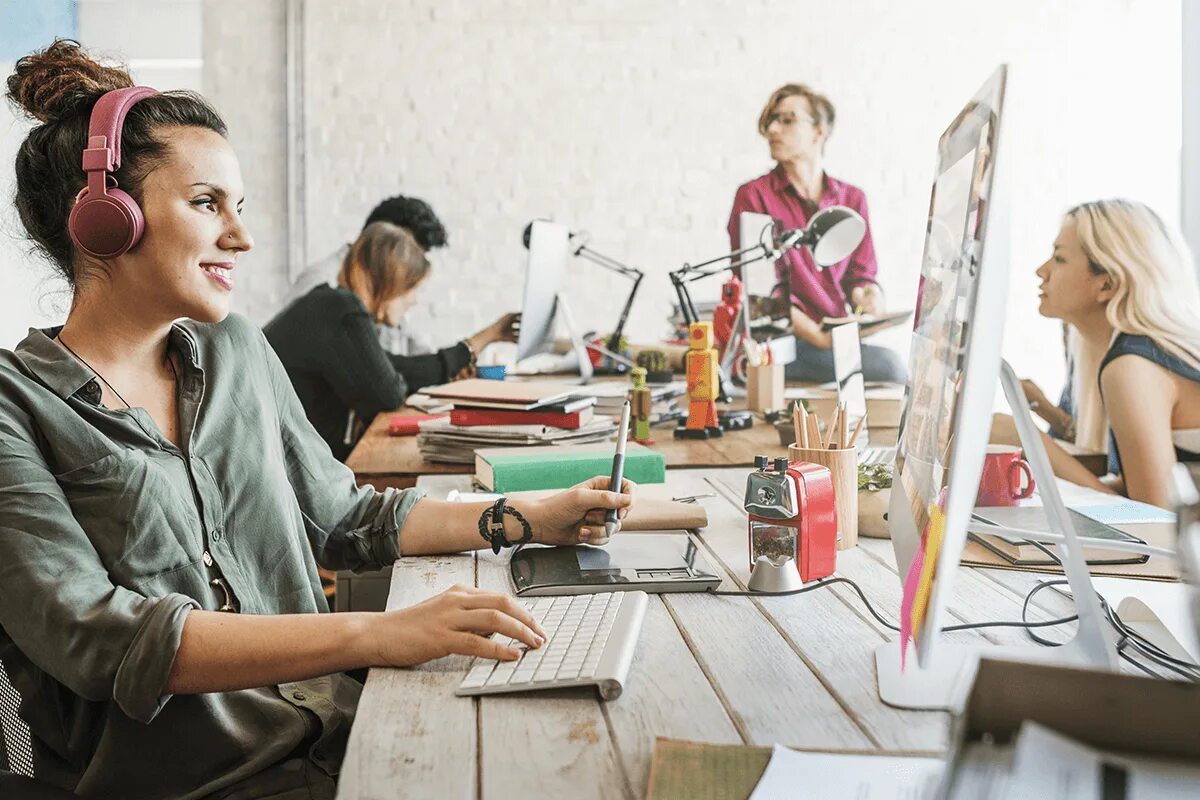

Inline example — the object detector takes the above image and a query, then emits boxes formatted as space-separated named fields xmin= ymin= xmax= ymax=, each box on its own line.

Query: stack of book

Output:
xmin=583 ymin=381 xmax=686 ymax=426
xmin=415 ymin=379 xmax=615 ymax=464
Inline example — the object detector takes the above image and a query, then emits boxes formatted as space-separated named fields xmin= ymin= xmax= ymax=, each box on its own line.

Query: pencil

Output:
xmin=848 ymin=413 xmax=867 ymax=447
xmin=827 ymin=407 xmax=840 ymax=449
xmin=807 ymin=416 xmax=821 ymax=450
xmin=839 ymin=403 xmax=849 ymax=449
xmin=792 ymin=404 xmax=803 ymax=448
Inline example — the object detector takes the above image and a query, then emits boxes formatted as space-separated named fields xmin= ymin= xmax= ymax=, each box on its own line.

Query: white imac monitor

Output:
xmin=887 ymin=67 xmax=1010 ymax=668
xmin=738 ymin=211 xmax=779 ymax=298
xmin=516 ymin=220 xmax=570 ymax=361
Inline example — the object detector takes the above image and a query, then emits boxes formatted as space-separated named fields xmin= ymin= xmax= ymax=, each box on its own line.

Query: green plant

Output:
xmin=858 ymin=463 xmax=893 ymax=492
xmin=636 ymin=349 xmax=669 ymax=374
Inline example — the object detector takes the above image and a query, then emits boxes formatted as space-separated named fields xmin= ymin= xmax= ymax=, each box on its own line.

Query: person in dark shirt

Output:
xmin=265 ymin=221 xmax=518 ymax=460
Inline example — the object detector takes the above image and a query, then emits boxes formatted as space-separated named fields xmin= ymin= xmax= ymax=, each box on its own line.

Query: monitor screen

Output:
xmin=516 ymin=220 xmax=570 ymax=361
xmin=889 ymin=67 xmax=1008 ymax=663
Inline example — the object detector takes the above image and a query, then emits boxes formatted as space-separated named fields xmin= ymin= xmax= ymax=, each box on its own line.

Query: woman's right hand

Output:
xmin=468 ymin=312 xmax=522 ymax=352
xmin=374 ymin=584 xmax=546 ymax=666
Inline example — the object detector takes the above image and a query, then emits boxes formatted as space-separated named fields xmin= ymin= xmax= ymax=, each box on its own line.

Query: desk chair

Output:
xmin=1 ymin=658 xmax=77 ymax=799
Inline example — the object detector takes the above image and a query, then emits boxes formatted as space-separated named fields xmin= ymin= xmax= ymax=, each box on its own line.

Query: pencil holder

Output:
xmin=788 ymin=445 xmax=858 ymax=549
xmin=746 ymin=363 xmax=785 ymax=413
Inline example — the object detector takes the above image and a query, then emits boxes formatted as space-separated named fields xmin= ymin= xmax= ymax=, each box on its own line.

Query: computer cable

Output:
xmin=1019 ymin=577 xmax=1200 ymax=682
xmin=705 ymin=568 xmax=1196 ymax=675
xmin=1016 ymin=542 xmax=1200 ymax=676
xmin=705 ymin=577 xmax=1080 ymax=636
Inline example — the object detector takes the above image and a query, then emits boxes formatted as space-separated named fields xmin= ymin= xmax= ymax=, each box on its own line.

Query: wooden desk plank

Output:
xmin=653 ymin=473 xmax=873 ymax=750
xmin=682 ymin=470 xmax=949 ymax=752
xmin=337 ymin=555 xmax=477 ymax=799
xmin=473 ymin=552 xmax=629 ymax=800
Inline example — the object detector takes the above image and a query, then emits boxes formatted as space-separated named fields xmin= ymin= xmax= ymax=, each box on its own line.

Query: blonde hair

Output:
xmin=1065 ymin=199 xmax=1200 ymax=450
xmin=338 ymin=221 xmax=430 ymax=318
xmin=757 ymin=83 xmax=835 ymax=140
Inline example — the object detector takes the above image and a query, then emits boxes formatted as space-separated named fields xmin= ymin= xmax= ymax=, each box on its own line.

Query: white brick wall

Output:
xmin=209 ymin=0 xmax=1178 ymax=396
xmin=1 ymin=0 xmax=203 ymax=348
xmin=201 ymin=0 xmax=290 ymax=322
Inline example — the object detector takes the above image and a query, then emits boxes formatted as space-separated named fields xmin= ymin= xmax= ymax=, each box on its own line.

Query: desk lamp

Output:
xmin=522 ymin=222 xmax=644 ymax=373
xmin=668 ymin=205 xmax=866 ymax=399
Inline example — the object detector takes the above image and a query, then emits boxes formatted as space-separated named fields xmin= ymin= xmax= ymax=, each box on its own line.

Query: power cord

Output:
xmin=708 ymin=569 xmax=1200 ymax=682
xmin=1018 ymin=541 xmax=1200 ymax=681
xmin=707 ymin=577 xmax=1078 ymax=636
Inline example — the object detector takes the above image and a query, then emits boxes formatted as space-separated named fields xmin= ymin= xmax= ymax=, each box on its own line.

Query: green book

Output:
xmin=474 ymin=442 xmax=666 ymax=493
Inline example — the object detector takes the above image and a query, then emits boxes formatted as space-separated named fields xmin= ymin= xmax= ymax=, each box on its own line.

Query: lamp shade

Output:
xmin=807 ymin=206 xmax=866 ymax=266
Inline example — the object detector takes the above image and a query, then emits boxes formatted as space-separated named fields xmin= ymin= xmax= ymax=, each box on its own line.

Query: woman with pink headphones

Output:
xmin=0 ymin=41 xmax=632 ymax=798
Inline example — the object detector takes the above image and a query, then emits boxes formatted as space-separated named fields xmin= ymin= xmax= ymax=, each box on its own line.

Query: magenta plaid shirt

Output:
xmin=727 ymin=165 xmax=879 ymax=322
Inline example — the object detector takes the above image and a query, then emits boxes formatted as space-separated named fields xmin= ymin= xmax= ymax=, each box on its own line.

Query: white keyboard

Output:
xmin=455 ymin=591 xmax=648 ymax=701
xmin=858 ymin=446 xmax=896 ymax=466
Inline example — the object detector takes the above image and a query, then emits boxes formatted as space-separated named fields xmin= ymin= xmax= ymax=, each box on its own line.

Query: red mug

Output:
xmin=976 ymin=445 xmax=1035 ymax=506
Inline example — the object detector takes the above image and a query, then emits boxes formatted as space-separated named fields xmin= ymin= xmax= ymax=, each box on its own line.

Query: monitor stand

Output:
xmin=874 ymin=360 xmax=1119 ymax=712
xmin=555 ymin=293 xmax=594 ymax=385
xmin=512 ymin=293 xmax=594 ymax=384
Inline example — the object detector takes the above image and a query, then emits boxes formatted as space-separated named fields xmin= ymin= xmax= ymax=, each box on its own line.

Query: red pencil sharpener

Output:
xmin=744 ymin=455 xmax=837 ymax=583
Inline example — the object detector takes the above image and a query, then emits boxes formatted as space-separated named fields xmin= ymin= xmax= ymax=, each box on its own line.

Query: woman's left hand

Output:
xmin=526 ymin=475 xmax=636 ymax=546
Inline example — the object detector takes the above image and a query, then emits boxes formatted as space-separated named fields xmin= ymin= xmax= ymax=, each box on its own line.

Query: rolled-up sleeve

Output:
xmin=0 ymin=425 xmax=200 ymax=724
xmin=256 ymin=326 xmax=426 ymax=572
xmin=839 ymin=191 xmax=880 ymax=292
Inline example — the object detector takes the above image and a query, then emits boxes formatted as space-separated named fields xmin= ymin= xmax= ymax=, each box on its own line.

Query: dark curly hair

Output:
xmin=6 ymin=39 xmax=227 ymax=287
xmin=362 ymin=195 xmax=448 ymax=251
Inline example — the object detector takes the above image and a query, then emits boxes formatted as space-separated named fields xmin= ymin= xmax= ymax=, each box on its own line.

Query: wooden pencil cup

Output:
xmin=788 ymin=445 xmax=858 ymax=549
xmin=746 ymin=363 xmax=785 ymax=413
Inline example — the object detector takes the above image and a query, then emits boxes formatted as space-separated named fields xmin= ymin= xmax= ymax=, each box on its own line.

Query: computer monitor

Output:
xmin=516 ymin=220 xmax=570 ymax=362
xmin=831 ymin=322 xmax=867 ymax=435
xmin=886 ymin=67 xmax=1011 ymax=668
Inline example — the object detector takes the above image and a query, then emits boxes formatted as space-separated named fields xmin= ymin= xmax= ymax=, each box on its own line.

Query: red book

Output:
xmin=388 ymin=414 xmax=446 ymax=436
xmin=449 ymin=407 xmax=594 ymax=430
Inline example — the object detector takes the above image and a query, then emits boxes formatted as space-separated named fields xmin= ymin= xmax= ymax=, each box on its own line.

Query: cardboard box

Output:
xmin=745 ymin=362 xmax=785 ymax=413
xmin=939 ymin=657 xmax=1200 ymax=798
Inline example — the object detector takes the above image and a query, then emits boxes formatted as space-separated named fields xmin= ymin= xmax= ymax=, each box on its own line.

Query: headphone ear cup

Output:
xmin=68 ymin=185 xmax=145 ymax=259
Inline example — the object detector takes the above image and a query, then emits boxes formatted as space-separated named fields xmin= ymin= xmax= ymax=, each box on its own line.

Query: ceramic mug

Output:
xmin=976 ymin=444 xmax=1035 ymax=506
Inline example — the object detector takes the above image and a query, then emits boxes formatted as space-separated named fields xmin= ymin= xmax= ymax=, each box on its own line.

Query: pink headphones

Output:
xmin=67 ymin=86 xmax=158 ymax=259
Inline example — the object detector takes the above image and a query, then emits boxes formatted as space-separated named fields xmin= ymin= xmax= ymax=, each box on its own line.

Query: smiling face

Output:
xmin=763 ymin=94 xmax=826 ymax=164
xmin=108 ymin=126 xmax=252 ymax=324
xmin=1035 ymin=218 xmax=1112 ymax=323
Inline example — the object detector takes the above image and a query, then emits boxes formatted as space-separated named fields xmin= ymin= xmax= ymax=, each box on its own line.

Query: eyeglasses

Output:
xmin=765 ymin=112 xmax=814 ymax=129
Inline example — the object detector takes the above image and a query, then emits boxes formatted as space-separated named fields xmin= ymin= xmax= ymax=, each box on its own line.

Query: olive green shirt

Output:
xmin=0 ymin=314 xmax=424 ymax=799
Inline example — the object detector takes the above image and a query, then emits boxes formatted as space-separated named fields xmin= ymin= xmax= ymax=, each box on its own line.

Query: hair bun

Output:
xmin=5 ymin=39 xmax=133 ymax=124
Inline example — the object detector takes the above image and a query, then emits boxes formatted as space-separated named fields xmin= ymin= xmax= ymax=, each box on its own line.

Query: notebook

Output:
xmin=475 ymin=441 xmax=666 ymax=492
xmin=420 ymin=378 xmax=578 ymax=409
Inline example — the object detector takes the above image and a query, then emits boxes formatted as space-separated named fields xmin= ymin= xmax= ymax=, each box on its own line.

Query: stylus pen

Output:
xmin=604 ymin=401 xmax=632 ymax=540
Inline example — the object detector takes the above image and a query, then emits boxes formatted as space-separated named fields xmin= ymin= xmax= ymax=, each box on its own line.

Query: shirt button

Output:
xmin=292 ymin=691 xmax=307 ymax=702
xmin=211 ymin=527 xmax=223 ymax=543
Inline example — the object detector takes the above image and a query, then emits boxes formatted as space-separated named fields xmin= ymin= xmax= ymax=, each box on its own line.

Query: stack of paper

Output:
xmin=948 ymin=722 xmax=1200 ymax=799
xmin=413 ymin=379 xmax=616 ymax=463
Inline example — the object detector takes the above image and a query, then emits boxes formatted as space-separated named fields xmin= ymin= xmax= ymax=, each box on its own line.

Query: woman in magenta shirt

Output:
xmin=728 ymin=83 xmax=906 ymax=383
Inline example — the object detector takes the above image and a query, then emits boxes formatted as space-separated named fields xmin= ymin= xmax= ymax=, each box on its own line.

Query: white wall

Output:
xmin=0 ymin=0 xmax=202 ymax=349
xmin=233 ymin=0 xmax=1179 ymax=400
xmin=9 ymin=1 xmax=1182 ymax=405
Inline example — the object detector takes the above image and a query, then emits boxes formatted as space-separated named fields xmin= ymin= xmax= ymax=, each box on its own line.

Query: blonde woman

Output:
xmin=265 ymin=221 xmax=519 ymax=460
xmin=998 ymin=199 xmax=1200 ymax=507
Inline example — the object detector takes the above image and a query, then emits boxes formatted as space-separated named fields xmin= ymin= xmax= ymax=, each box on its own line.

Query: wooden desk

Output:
xmin=337 ymin=468 xmax=1151 ymax=798
xmin=347 ymin=403 xmax=898 ymax=490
